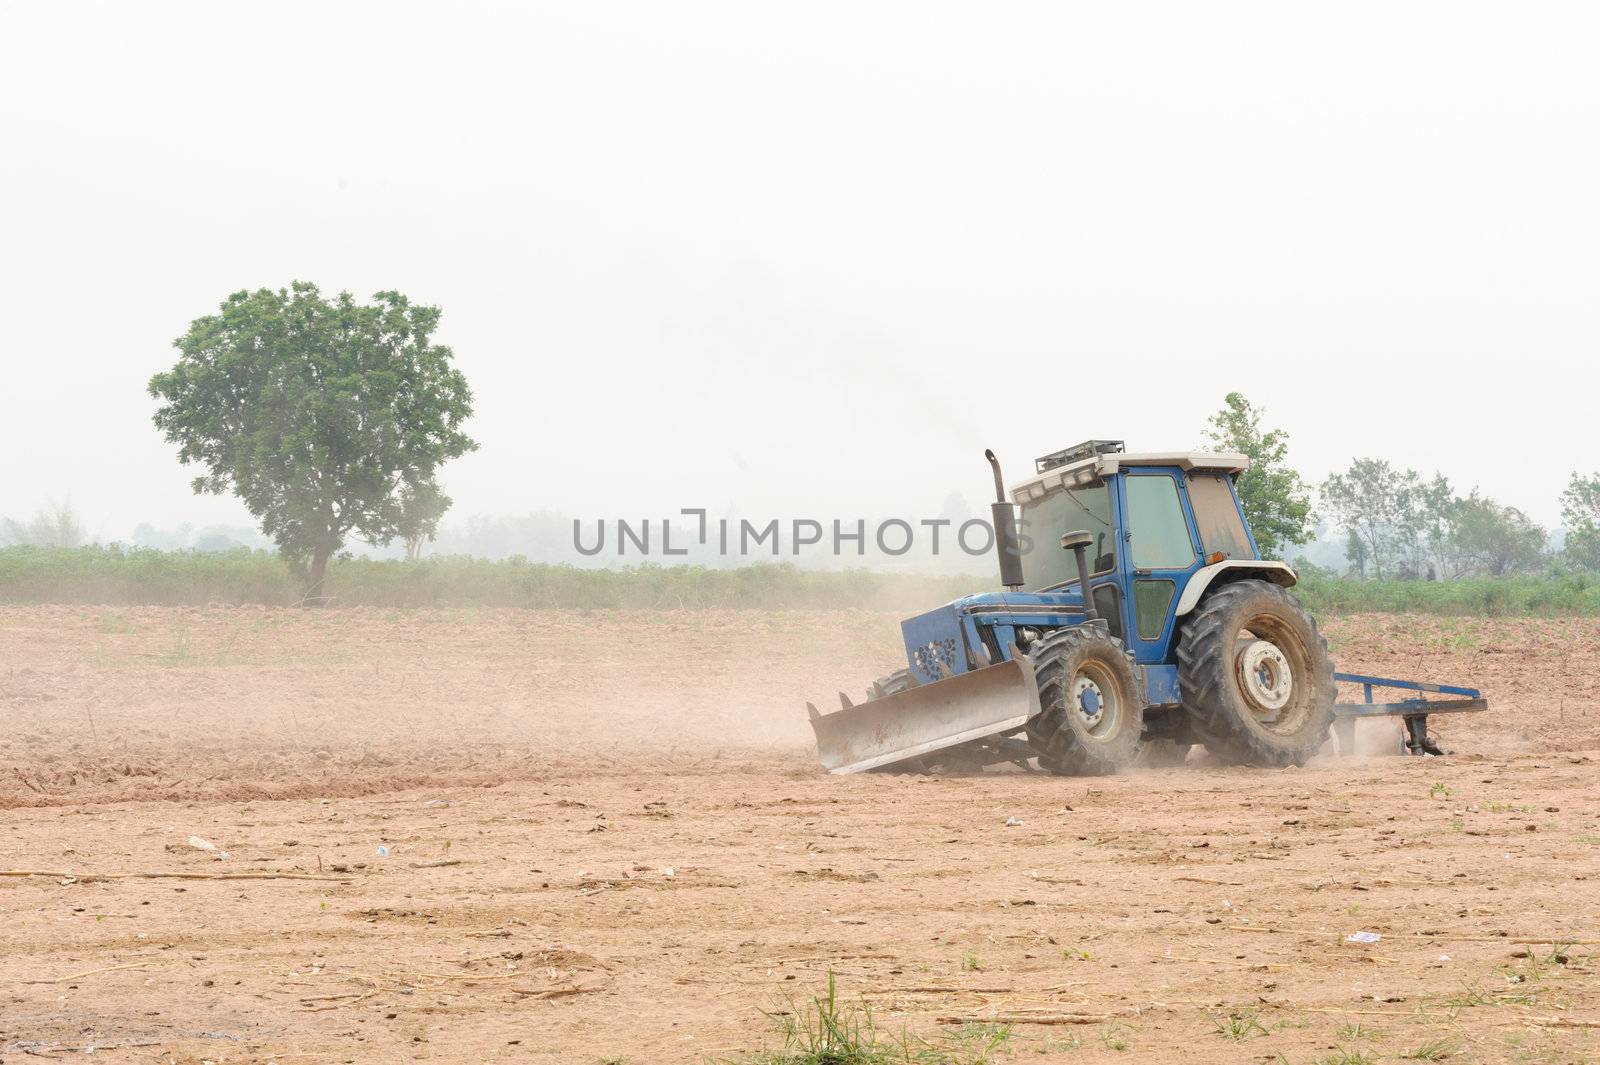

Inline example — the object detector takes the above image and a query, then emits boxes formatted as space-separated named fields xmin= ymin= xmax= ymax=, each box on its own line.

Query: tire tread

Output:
xmin=1025 ymin=624 xmax=1146 ymax=776
xmin=1176 ymin=580 xmax=1334 ymax=767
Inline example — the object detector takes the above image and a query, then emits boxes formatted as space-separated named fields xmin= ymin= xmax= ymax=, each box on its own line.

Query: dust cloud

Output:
xmin=1 ymin=607 xmax=1591 ymax=810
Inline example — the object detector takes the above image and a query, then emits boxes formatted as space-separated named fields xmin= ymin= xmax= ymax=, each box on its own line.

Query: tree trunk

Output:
xmin=303 ymin=548 xmax=332 ymax=606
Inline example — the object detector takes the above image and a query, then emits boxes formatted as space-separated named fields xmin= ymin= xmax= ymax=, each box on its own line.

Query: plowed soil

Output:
xmin=1 ymin=607 xmax=1597 ymax=1063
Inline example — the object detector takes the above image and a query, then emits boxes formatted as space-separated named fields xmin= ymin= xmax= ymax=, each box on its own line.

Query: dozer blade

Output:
xmin=807 ymin=655 xmax=1042 ymax=775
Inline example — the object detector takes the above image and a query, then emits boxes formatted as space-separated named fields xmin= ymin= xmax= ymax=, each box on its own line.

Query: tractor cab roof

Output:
xmin=1008 ymin=450 xmax=1250 ymax=505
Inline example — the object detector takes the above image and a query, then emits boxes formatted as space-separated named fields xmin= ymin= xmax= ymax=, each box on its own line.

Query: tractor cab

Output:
xmin=1008 ymin=441 xmax=1286 ymax=665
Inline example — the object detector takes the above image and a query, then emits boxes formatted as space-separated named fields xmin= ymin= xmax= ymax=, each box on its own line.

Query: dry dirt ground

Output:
xmin=1 ymin=607 xmax=1597 ymax=1064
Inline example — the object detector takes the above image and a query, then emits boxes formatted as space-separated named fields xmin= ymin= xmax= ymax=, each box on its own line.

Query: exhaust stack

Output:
xmin=1060 ymin=530 xmax=1099 ymax=621
xmin=985 ymin=449 xmax=1025 ymax=590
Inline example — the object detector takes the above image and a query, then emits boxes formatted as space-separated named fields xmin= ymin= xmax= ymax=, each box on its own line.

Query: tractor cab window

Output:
xmin=1186 ymin=473 xmax=1254 ymax=561
xmin=1017 ymin=483 xmax=1114 ymax=591
xmin=1125 ymin=474 xmax=1196 ymax=569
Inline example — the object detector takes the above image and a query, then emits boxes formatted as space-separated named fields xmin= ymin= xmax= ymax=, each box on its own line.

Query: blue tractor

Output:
xmin=807 ymin=440 xmax=1487 ymax=775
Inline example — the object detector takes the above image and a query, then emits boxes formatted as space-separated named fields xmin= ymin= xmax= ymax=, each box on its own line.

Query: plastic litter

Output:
xmin=423 ymin=799 xmax=451 ymax=808
xmin=188 ymin=836 xmax=229 ymax=860
xmin=1345 ymin=931 xmax=1382 ymax=944
xmin=376 ymin=845 xmax=392 ymax=858
xmin=1004 ymin=816 xmax=1023 ymax=827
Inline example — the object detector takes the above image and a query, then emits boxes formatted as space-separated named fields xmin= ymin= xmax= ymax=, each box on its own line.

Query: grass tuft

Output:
xmin=1438 ymin=981 xmax=1493 ymax=1011
xmin=1210 ymin=1011 xmax=1270 ymax=1040
xmin=720 ymin=972 xmax=1011 ymax=1065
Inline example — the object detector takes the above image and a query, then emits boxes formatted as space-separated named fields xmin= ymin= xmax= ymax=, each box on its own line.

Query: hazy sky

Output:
xmin=2 ymin=2 xmax=1596 ymax=547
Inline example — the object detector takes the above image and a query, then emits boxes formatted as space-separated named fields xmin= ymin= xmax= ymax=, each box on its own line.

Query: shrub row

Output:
xmin=2 ymin=545 xmax=1597 ymax=616
xmin=0 ymin=546 xmax=972 ymax=611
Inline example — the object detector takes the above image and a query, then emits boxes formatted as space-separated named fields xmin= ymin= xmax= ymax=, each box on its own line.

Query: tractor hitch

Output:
xmin=1332 ymin=673 xmax=1489 ymax=756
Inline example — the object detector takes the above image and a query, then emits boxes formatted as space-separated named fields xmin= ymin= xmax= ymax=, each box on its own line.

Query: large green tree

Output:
xmin=1202 ymin=393 xmax=1314 ymax=558
xmin=149 ymin=283 xmax=477 ymax=597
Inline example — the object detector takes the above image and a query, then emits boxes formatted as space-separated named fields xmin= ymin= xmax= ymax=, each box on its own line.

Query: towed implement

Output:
xmin=807 ymin=440 xmax=1488 ymax=775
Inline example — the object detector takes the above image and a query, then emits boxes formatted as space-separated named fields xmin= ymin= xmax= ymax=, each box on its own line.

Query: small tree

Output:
xmin=1202 ymin=393 xmax=1314 ymax=558
xmin=0 ymin=502 xmax=85 ymax=548
xmin=1320 ymin=459 xmax=1453 ymax=579
xmin=1395 ymin=472 xmax=1455 ymax=579
xmin=1343 ymin=528 xmax=1368 ymax=580
xmin=1322 ymin=459 xmax=1398 ymax=578
xmin=149 ymin=283 xmax=477 ymax=598
xmin=1561 ymin=471 xmax=1600 ymax=571
xmin=1439 ymin=493 xmax=1547 ymax=578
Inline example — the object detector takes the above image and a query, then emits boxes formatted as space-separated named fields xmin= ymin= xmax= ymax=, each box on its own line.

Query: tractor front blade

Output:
xmin=807 ymin=655 xmax=1042 ymax=775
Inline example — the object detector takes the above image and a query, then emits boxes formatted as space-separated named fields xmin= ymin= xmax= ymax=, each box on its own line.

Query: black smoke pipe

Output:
xmin=985 ymin=449 xmax=1025 ymax=590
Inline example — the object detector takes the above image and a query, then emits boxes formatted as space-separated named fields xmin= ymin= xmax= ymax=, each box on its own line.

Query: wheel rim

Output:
xmin=1238 ymin=640 xmax=1293 ymax=712
xmin=1070 ymin=662 xmax=1121 ymax=740
xmin=1233 ymin=616 xmax=1311 ymax=735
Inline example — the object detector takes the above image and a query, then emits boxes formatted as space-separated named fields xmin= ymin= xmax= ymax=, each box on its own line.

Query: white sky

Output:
xmin=2 ymin=2 xmax=1596 ymax=545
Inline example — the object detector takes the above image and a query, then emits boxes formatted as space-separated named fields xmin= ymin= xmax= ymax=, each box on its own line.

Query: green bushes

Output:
xmin=2 ymin=544 xmax=1596 ymax=615
xmin=1292 ymin=569 xmax=1600 ymax=617
xmin=0 ymin=546 xmax=974 ymax=611
xmin=0 ymin=545 xmax=299 ymax=606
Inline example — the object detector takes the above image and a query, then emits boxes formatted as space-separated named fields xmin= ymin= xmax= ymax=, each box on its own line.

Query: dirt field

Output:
xmin=2 ymin=607 xmax=1597 ymax=1063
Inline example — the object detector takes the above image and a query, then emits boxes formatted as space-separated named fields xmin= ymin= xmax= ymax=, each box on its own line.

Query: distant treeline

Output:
xmin=3 ymin=545 xmax=1600 ymax=616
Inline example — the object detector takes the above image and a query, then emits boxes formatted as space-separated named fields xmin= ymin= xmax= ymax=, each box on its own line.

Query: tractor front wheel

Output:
xmin=1025 ymin=623 xmax=1146 ymax=775
xmin=1176 ymin=580 xmax=1335 ymax=767
xmin=868 ymin=669 xmax=914 ymax=700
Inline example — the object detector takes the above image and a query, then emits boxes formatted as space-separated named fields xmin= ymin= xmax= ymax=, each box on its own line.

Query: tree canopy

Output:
xmin=1438 ymin=493 xmax=1546 ymax=578
xmin=1202 ymin=393 xmax=1315 ymax=559
xmin=149 ymin=283 xmax=477 ymax=596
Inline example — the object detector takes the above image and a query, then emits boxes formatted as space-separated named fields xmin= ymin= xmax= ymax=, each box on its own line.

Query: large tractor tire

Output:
xmin=1025 ymin=623 xmax=1146 ymax=776
xmin=1176 ymin=580 xmax=1335 ymax=767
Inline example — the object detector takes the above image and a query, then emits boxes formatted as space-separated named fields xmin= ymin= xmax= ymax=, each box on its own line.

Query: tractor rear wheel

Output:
xmin=1025 ymin=623 xmax=1146 ymax=775
xmin=1176 ymin=580 xmax=1335 ymax=767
